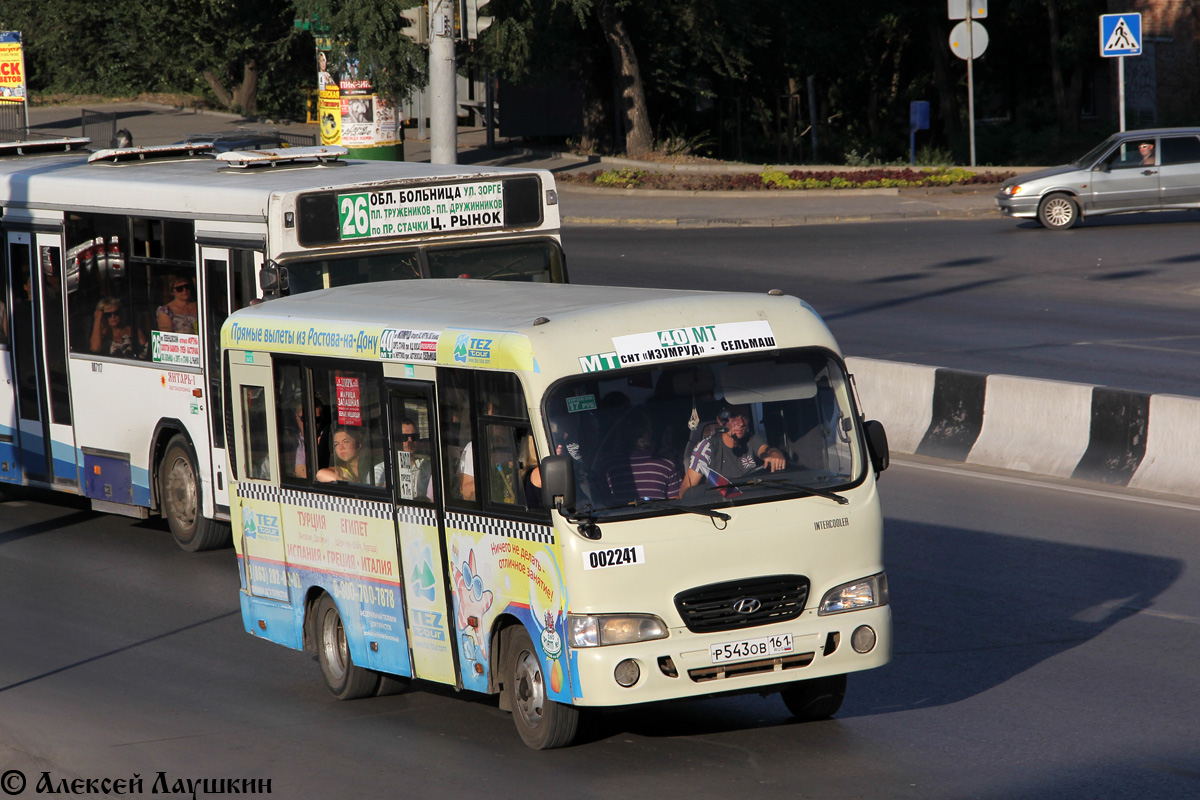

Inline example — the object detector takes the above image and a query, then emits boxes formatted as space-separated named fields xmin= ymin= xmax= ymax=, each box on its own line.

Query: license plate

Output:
xmin=709 ymin=633 xmax=794 ymax=664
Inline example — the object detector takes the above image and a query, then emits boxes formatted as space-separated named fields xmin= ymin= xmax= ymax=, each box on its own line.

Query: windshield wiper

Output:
xmin=708 ymin=477 xmax=849 ymax=505
xmin=627 ymin=496 xmax=731 ymax=521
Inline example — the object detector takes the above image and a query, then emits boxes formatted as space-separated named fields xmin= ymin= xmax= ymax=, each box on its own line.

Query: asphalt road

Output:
xmin=563 ymin=213 xmax=1200 ymax=396
xmin=1 ymin=464 xmax=1197 ymax=800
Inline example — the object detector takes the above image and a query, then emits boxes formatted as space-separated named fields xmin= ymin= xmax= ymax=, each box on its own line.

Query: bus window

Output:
xmin=439 ymin=369 xmax=475 ymax=505
xmin=285 ymin=251 xmax=421 ymax=295
xmin=391 ymin=394 xmax=435 ymax=504
xmin=0 ymin=245 xmax=7 ymax=347
xmin=275 ymin=362 xmax=308 ymax=482
xmin=427 ymin=241 xmax=561 ymax=282
xmin=311 ymin=365 xmax=386 ymax=488
xmin=39 ymin=246 xmax=71 ymax=425
xmin=241 ymin=385 xmax=271 ymax=480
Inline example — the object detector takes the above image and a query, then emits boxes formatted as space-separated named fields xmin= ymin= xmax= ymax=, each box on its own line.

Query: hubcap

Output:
xmin=322 ymin=609 xmax=348 ymax=681
xmin=1045 ymin=199 xmax=1073 ymax=227
xmin=165 ymin=454 xmax=197 ymax=529
xmin=513 ymin=648 xmax=545 ymax=729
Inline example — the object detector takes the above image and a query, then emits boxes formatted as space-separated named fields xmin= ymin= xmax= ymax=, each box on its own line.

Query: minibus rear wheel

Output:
xmin=314 ymin=593 xmax=380 ymax=700
xmin=780 ymin=673 xmax=847 ymax=720
xmin=160 ymin=435 xmax=229 ymax=552
xmin=504 ymin=626 xmax=579 ymax=749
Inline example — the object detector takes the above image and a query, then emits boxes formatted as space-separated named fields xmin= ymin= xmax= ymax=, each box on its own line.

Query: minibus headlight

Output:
xmin=818 ymin=573 xmax=889 ymax=615
xmin=567 ymin=614 xmax=668 ymax=648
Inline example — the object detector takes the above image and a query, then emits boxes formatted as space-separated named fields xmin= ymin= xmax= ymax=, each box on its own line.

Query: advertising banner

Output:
xmin=0 ymin=32 xmax=26 ymax=103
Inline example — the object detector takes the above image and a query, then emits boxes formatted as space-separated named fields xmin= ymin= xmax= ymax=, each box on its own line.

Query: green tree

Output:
xmin=290 ymin=0 xmax=428 ymax=106
xmin=188 ymin=0 xmax=304 ymax=117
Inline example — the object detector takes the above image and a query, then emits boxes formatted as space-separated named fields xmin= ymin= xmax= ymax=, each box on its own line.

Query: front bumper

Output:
xmin=995 ymin=192 xmax=1040 ymax=219
xmin=568 ymin=604 xmax=892 ymax=707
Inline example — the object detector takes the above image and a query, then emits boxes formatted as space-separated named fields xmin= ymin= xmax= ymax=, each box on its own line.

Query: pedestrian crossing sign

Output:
xmin=1100 ymin=13 xmax=1141 ymax=57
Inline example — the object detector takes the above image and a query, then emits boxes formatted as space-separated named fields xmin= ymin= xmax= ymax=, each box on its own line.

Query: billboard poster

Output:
xmin=313 ymin=46 xmax=401 ymax=149
xmin=0 ymin=31 xmax=26 ymax=103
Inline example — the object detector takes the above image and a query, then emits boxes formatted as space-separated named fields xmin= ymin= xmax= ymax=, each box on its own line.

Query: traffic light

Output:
xmin=401 ymin=3 xmax=429 ymax=44
xmin=460 ymin=0 xmax=493 ymax=40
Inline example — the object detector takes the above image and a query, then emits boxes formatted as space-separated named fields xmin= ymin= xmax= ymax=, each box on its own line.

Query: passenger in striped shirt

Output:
xmin=603 ymin=410 xmax=682 ymax=503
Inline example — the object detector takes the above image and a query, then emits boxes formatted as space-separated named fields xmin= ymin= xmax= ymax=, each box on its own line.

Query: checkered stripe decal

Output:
xmin=395 ymin=505 xmax=439 ymax=528
xmin=446 ymin=512 xmax=555 ymax=545
xmin=236 ymin=483 xmax=392 ymax=520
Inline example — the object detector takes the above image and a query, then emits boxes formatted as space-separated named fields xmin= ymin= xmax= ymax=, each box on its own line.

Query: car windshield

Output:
xmin=542 ymin=350 xmax=862 ymax=519
xmin=1073 ymin=135 xmax=1121 ymax=167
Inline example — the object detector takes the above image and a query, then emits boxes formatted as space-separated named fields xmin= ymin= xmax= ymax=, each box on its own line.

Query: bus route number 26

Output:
xmin=339 ymin=193 xmax=373 ymax=239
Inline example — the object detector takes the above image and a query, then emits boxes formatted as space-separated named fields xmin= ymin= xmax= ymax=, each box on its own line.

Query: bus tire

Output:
xmin=314 ymin=593 xmax=380 ymax=700
xmin=160 ymin=435 xmax=229 ymax=552
xmin=504 ymin=625 xmax=578 ymax=749
xmin=781 ymin=673 xmax=847 ymax=721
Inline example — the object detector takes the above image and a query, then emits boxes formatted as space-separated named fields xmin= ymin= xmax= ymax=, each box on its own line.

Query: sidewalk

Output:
xmin=23 ymin=101 xmax=1005 ymax=228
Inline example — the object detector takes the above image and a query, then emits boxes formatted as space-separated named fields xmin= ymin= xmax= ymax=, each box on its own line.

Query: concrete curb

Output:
xmin=562 ymin=208 xmax=996 ymax=228
xmin=847 ymin=356 xmax=1200 ymax=499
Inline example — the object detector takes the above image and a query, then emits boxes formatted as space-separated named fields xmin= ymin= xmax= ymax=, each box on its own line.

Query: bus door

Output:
xmin=228 ymin=355 xmax=290 ymax=603
xmin=388 ymin=382 xmax=458 ymax=686
xmin=201 ymin=244 xmax=261 ymax=516
xmin=6 ymin=231 xmax=77 ymax=487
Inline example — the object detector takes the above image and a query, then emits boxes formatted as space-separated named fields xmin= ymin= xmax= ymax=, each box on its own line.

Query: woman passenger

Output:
xmin=316 ymin=425 xmax=384 ymax=485
xmin=157 ymin=274 xmax=198 ymax=333
xmin=90 ymin=296 xmax=148 ymax=358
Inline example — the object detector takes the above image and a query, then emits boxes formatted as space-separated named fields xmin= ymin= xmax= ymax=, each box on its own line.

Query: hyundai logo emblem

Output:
xmin=732 ymin=597 xmax=762 ymax=614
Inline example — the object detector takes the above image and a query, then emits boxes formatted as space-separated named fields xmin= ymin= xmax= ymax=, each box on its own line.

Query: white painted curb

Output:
xmin=846 ymin=357 xmax=935 ymax=454
xmin=967 ymin=374 xmax=1092 ymax=478
xmin=1128 ymin=394 xmax=1200 ymax=496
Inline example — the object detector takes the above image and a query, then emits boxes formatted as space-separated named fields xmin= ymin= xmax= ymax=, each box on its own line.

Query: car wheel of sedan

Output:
xmin=1037 ymin=193 xmax=1080 ymax=230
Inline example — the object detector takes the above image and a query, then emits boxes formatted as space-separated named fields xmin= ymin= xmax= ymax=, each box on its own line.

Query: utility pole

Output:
xmin=429 ymin=0 xmax=457 ymax=164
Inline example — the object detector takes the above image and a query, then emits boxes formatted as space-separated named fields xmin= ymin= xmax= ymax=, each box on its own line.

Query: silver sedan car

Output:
xmin=995 ymin=127 xmax=1200 ymax=229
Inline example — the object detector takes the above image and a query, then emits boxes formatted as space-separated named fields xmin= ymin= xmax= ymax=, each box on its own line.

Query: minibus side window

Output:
xmin=275 ymin=361 xmax=310 ymax=483
xmin=439 ymin=369 xmax=477 ymax=507
xmin=311 ymin=365 xmax=387 ymax=489
xmin=240 ymin=385 xmax=271 ymax=480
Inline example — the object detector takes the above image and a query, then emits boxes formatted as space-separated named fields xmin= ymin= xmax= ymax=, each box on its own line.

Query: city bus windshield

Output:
xmin=542 ymin=350 xmax=862 ymax=518
xmin=283 ymin=240 xmax=563 ymax=294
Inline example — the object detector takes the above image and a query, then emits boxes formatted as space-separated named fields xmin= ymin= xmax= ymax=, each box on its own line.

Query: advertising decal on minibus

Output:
xmin=579 ymin=320 xmax=777 ymax=373
xmin=225 ymin=320 xmax=535 ymax=370
xmin=152 ymin=331 xmax=201 ymax=368
xmin=379 ymin=328 xmax=440 ymax=361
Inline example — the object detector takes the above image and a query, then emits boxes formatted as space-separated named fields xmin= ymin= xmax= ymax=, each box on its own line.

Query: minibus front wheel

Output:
xmin=780 ymin=673 xmax=847 ymax=721
xmin=504 ymin=626 xmax=579 ymax=749
xmin=314 ymin=593 xmax=380 ymax=700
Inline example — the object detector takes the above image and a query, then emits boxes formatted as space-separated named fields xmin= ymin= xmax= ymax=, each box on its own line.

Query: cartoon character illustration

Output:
xmin=542 ymin=610 xmax=565 ymax=694
xmin=453 ymin=549 xmax=494 ymax=671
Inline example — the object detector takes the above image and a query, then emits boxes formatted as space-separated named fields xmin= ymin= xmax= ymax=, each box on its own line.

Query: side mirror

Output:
xmin=863 ymin=420 xmax=889 ymax=476
xmin=539 ymin=454 xmax=576 ymax=510
xmin=258 ymin=261 xmax=289 ymax=297
xmin=1094 ymin=161 xmax=1110 ymax=173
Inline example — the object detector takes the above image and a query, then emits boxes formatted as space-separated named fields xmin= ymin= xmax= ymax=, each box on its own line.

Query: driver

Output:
xmin=677 ymin=404 xmax=786 ymax=498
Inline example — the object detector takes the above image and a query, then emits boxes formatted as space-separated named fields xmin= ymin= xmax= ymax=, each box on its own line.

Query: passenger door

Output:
xmin=1087 ymin=140 xmax=1160 ymax=212
xmin=1157 ymin=134 xmax=1200 ymax=208
xmin=200 ymin=244 xmax=262 ymax=516
xmin=389 ymin=382 xmax=458 ymax=686
xmin=6 ymin=231 xmax=78 ymax=487
xmin=228 ymin=356 xmax=290 ymax=602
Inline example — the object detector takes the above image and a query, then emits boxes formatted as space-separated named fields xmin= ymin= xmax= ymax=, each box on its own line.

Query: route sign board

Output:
xmin=1100 ymin=13 xmax=1141 ymax=57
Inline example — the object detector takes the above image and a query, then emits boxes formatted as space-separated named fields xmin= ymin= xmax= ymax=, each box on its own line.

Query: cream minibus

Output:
xmin=223 ymin=279 xmax=891 ymax=749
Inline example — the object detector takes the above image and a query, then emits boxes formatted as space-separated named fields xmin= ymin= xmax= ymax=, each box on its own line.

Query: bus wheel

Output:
xmin=314 ymin=593 xmax=380 ymax=700
xmin=160 ymin=435 xmax=229 ymax=552
xmin=781 ymin=674 xmax=847 ymax=721
xmin=504 ymin=626 xmax=579 ymax=749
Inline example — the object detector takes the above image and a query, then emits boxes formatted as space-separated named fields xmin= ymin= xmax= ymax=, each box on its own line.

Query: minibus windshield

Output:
xmin=542 ymin=350 xmax=861 ymax=517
